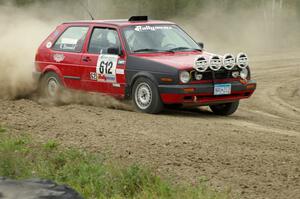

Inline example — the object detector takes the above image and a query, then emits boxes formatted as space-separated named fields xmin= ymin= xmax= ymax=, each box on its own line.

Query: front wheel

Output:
xmin=132 ymin=77 xmax=163 ymax=114
xmin=210 ymin=101 xmax=239 ymax=116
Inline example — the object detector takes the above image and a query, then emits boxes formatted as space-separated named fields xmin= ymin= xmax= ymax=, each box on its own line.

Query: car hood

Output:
xmin=131 ymin=51 xmax=215 ymax=70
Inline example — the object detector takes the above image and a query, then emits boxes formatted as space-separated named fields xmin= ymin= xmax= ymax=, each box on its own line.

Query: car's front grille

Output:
xmin=191 ymin=69 xmax=237 ymax=81
xmin=203 ymin=70 xmax=231 ymax=80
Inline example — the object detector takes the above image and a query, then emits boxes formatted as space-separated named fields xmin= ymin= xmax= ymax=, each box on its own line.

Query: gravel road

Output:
xmin=0 ymin=52 xmax=299 ymax=199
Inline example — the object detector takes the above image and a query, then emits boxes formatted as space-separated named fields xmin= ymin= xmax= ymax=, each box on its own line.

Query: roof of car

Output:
xmin=63 ymin=19 xmax=175 ymax=27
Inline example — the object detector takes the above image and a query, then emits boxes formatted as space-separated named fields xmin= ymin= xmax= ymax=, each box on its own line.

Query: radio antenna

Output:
xmin=77 ymin=0 xmax=95 ymax=20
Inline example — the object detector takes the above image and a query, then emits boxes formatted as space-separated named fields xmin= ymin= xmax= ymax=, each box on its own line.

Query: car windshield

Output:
xmin=123 ymin=25 xmax=201 ymax=53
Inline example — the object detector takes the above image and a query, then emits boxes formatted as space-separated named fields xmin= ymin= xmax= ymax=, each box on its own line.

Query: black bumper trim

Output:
xmin=64 ymin=76 xmax=81 ymax=80
xmin=158 ymin=80 xmax=257 ymax=94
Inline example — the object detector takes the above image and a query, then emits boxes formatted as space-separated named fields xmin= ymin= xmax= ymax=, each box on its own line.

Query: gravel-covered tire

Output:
xmin=40 ymin=72 xmax=63 ymax=99
xmin=132 ymin=77 xmax=163 ymax=114
xmin=210 ymin=101 xmax=239 ymax=116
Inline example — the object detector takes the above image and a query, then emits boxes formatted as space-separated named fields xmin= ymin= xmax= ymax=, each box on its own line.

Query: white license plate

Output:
xmin=214 ymin=84 xmax=231 ymax=95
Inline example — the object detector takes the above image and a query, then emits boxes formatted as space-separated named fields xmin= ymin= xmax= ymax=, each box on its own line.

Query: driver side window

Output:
xmin=88 ymin=28 xmax=121 ymax=54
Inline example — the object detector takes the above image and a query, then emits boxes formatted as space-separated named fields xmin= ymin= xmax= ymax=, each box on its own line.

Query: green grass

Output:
xmin=0 ymin=128 xmax=229 ymax=199
xmin=0 ymin=126 xmax=6 ymax=133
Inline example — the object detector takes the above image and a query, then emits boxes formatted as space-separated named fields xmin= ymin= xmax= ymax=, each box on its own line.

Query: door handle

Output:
xmin=82 ymin=56 xmax=91 ymax=62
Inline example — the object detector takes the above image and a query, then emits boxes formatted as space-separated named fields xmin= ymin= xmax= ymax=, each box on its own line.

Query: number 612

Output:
xmin=99 ymin=61 xmax=113 ymax=74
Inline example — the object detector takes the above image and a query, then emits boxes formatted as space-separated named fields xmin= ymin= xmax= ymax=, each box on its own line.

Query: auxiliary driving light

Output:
xmin=232 ymin=71 xmax=240 ymax=78
xmin=223 ymin=54 xmax=235 ymax=70
xmin=194 ymin=72 xmax=203 ymax=81
xmin=240 ymin=68 xmax=248 ymax=79
xmin=237 ymin=53 xmax=249 ymax=69
xmin=209 ymin=56 xmax=222 ymax=71
xmin=194 ymin=56 xmax=209 ymax=72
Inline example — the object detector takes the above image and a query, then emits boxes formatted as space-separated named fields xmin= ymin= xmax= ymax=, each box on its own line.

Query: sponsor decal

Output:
xmin=60 ymin=38 xmax=78 ymax=51
xmin=113 ymin=83 xmax=121 ymax=88
xmin=53 ymin=54 xmax=65 ymax=62
xmin=96 ymin=54 xmax=119 ymax=83
xmin=90 ymin=72 xmax=97 ymax=81
xmin=46 ymin=42 xmax=52 ymax=48
xmin=134 ymin=25 xmax=172 ymax=32
xmin=116 ymin=69 xmax=125 ymax=75
xmin=118 ymin=59 xmax=126 ymax=65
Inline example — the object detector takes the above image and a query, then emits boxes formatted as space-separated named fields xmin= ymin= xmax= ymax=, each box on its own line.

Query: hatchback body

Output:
xmin=34 ymin=16 xmax=256 ymax=115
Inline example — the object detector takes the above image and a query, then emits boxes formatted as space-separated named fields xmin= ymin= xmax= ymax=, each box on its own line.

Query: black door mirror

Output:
xmin=107 ymin=47 xmax=121 ymax=55
xmin=197 ymin=42 xmax=204 ymax=49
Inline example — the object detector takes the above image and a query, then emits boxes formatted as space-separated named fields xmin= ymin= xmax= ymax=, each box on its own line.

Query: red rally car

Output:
xmin=34 ymin=16 xmax=256 ymax=115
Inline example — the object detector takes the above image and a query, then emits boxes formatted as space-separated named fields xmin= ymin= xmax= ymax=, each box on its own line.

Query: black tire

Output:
xmin=210 ymin=101 xmax=239 ymax=116
xmin=39 ymin=72 xmax=63 ymax=99
xmin=132 ymin=77 xmax=163 ymax=114
xmin=0 ymin=177 xmax=83 ymax=199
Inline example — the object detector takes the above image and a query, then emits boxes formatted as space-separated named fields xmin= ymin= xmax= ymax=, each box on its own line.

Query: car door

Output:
xmin=81 ymin=26 xmax=126 ymax=97
xmin=51 ymin=26 xmax=89 ymax=90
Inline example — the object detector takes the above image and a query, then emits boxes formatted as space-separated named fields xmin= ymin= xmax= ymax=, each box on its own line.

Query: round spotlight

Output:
xmin=209 ymin=56 xmax=222 ymax=71
xmin=194 ymin=56 xmax=209 ymax=72
xmin=240 ymin=68 xmax=249 ymax=79
xmin=194 ymin=72 xmax=203 ymax=81
xmin=237 ymin=53 xmax=249 ymax=69
xmin=223 ymin=54 xmax=235 ymax=70
xmin=232 ymin=71 xmax=240 ymax=78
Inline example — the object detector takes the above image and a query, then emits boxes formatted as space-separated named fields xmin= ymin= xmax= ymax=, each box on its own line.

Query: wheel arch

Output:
xmin=40 ymin=65 xmax=65 ymax=86
xmin=127 ymin=71 xmax=159 ymax=98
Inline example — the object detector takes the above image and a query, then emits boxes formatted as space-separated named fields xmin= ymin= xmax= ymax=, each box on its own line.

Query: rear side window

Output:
xmin=52 ymin=26 xmax=89 ymax=52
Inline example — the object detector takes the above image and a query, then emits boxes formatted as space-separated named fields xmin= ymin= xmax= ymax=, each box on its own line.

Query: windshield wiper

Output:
xmin=133 ymin=48 xmax=161 ymax=53
xmin=166 ymin=47 xmax=202 ymax=52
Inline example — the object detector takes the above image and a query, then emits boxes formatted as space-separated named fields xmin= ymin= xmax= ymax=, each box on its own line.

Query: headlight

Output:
xmin=237 ymin=53 xmax=249 ymax=69
xmin=223 ymin=54 xmax=235 ymax=70
xmin=179 ymin=71 xmax=191 ymax=83
xmin=194 ymin=56 xmax=209 ymax=72
xmin=240 ymin=68 xmax=248 ymax=79
xmin=209 ymin=56 xmax=222 ymax=71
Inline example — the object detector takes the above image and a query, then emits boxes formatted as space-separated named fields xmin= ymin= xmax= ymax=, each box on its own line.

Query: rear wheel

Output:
xmin=132 ymin=77 xmax=163 ymax=114
xmin=210 ymin=101 xmax=239 ymax=116
xmin=40 ymin=72 xmax=63 ymax=99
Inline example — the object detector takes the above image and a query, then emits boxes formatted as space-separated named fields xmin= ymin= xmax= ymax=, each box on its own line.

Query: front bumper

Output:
xmin=159 ymin=80 xmax=256 ymax=106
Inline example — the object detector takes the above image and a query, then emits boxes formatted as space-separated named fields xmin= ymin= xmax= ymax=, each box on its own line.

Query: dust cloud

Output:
xmin=0 ymin=3 xmax=63 ymax=99
xmin=0 ymin=1 xmax=129 ymax=110
xmin=0 ymin=1 xmax=132 ymax=110
xmin=35 ymin=90 xmax=132 ymax=111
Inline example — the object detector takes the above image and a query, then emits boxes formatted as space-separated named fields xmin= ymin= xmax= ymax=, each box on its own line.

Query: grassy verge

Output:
xmin=0 ymin=127 xmax=229 ymax=199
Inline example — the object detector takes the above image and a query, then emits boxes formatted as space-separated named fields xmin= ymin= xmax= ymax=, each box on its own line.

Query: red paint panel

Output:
xmin=161 ymin=90 xmax=255 ymax=105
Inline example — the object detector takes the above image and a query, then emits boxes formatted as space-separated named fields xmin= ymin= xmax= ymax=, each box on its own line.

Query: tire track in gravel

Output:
xmin=236 ymin=57 xmax=300 ymax=137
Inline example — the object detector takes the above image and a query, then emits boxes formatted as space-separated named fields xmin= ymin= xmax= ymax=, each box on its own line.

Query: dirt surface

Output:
xmin=0 ymin=53 xmax=299 ymax=199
